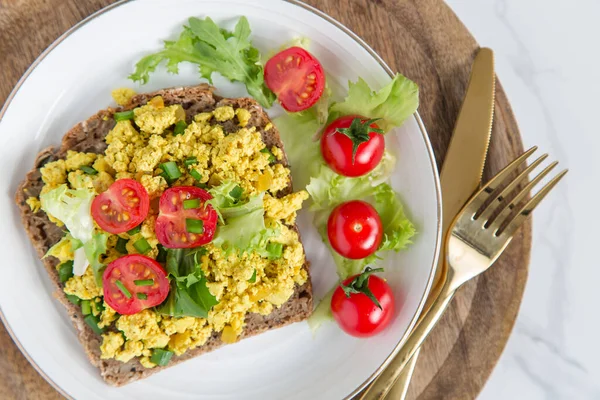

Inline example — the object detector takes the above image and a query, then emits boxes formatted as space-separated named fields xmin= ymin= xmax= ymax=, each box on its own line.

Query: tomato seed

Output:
xmin=300 ymin=93 xmax=309 ymax=99
xmin=285 ymin=55 xmax=293 ymax=63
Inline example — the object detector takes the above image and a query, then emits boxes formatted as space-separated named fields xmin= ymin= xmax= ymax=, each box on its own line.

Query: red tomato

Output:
xmin=264 ymin=46 xmax=325 ymax=112
xmin=103 ymin=254 xmax=170 ymax=315
xmin=91 ymin=179 xmax=150 ymax=234
xmin=331 ymin=270 xmax=395 ymax=337
xmin=327 ymin=200 xmax=383 ymax=259
xmin=321 ymin=115 xmax=385 ymax=177
xmin=155 ymin=186 xmax=218 ymax=249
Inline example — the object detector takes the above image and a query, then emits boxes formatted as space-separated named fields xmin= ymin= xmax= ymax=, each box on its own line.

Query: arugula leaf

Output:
xmin=130 ymin=17 xmax=276 ymax=108
xmin=156 ymin=248 xmax=218 ymax=319
xmin=328 ymin=74 xmax=419 ymax=132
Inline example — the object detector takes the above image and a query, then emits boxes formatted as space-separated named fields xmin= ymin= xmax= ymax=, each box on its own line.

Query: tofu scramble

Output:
xmin=33 ymin=91 xmax=309 ymax=368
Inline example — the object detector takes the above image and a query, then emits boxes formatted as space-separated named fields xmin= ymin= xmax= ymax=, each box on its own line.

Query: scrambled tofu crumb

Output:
xmin=140 ymin=175 xmax=168 ymax=198
xmin=40 ymin=159 xmax=67 ymax=187
xmin=47 ymin=236 xmax=74 ymax=263
xmin=264 ymin=191 xmax=308 ymax=225
xmin=134 ymin=103 xmax=184 ymax=134
xmin=100 ymin=332 xmax=125 ymax=359
xmin=64 ymin=150 xmax=97 ymax=171
xmin=271 ymin=146 xmax=284 ymax=161
xmin=213 ymin=106 xmax=235 ymax=122
xmin=116 ymin=310 xmax=170 ymax=349
xmin=26 ymin=197 xmax=41 ymax=213
xmin=235 ymin=108 xmax=251 ymax=127
xmin=98 ymin=302 xmax=117 ymax=328
xmin=139 ymin=356 xmax=156 ymax=369
xmin=63 ymin=268 xmax=102 ymax=300
xmin=264 ymin=122 xmax=273 ymax=131
xmin=111 ymin=88 xmax=136 ymax=106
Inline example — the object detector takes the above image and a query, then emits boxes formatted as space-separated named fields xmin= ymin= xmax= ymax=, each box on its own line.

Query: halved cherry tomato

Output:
xmin=155 ymin=186 xmax=218 ymax=249
xmin=321 ymin=115 xmax=385 ymax=177
xmin=264 ymin=46 xmax=325 ymax=112
xmin=103 ymin=254 xmax=170 ymax=315
xmin=331 ymin=268 xmax=395 ymax=337
xmin=327 ymin=200 xmax=383 ymax=259
xmin=91 ymin=179 xmax=150 ymax=234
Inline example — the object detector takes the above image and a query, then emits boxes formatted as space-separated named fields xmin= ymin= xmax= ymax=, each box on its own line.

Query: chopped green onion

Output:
xmin=183 ymin=199 xmax=200 ymax=209
xmin=81 ymin=300 xmax=92 ymax=315
xmin=80 ymin=165 xmax=98 ymax=175
xmin=95 ymin=299 xmax=105 ymax=313
xmin=156 ymin=244 xmax=167 ymax=263
xmin=66 ymin=294 xmax=81 ymax=306
xmin=173 ymin=120 xmax=188 ymax=135
xmin=127 ymin=225 xmax=141 ymax=235
xmin=116 ymin=237 xmax=128 ymax=254
xmin=186 ymin=219 xmax=204 ymax=234
xmin=266 ymin=242 xmax=283 ymax=260
xmin=189 ymin=169 xmax=202 ymax=182
xmin=248 ymin=269 xmax=257 ymax=283
xmin=115 ymin=280 xmax=132 ymax=299
xmin=184 ymin=157 xmax=198 ymax=167
xmin=114 ymin=110 xmax=134 ymax=121
xmin=161 ymin=161 xmax=182 ymax=181
xmin=150 ymin=349 xmax=174 ymax=366
xmin=136 ymin=293 xmax=148 ymax=300
xmin=84 ymin=314 xmax=104 ymax=335
xmin=134 ymin=279 xmax=154 ymax=287
xmin=134 ymin=238 xmax=152 ymax=254
xmin=261 ymin=148 xmax=276 ymax=163
xmin=58 ymin=260 xmax=74 ymax=283
xmin=229 ymin=185 xmax=243 ymax=200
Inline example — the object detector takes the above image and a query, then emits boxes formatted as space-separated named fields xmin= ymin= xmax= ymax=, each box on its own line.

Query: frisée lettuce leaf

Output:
xmin=130 ymin=16 xmax=276 ymax=108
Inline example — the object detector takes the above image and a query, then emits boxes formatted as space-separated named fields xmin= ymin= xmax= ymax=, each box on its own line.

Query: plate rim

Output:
xmin=0 ymin=0 xmax=442 ymax=398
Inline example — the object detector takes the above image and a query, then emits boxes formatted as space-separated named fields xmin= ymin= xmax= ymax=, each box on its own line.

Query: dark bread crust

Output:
xmin=14 ymin=84 xmax=312 ymax=386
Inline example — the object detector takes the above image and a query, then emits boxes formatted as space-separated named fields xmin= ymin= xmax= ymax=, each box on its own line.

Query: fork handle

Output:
xmin=357 ymin=285 xmax=457 ymax=400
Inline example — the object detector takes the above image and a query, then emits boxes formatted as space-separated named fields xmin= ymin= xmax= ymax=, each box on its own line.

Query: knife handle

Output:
xmin=358 ymin=284 xmax=457 ymax=400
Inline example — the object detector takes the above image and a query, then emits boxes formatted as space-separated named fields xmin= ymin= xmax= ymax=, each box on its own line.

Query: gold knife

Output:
xmin=356 ymin=47 xmax=496 ymax=400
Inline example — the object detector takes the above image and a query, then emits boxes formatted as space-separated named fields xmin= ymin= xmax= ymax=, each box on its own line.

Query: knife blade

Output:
xmin=357 ymin=47 xmax=495 ymax=400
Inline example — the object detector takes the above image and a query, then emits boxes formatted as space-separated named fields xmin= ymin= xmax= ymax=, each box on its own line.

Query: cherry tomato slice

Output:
xmin=155 ymin=186 xmax=218 ymax=249
xmin=321 ymin=115 xmax=385 ymax=177
xmin=91 ymin=179 xmax=150 ymax=234
xmin=327 ymin=200 xmax=383 ymax=259
xmin=103 ymin=254 xmax=170 ymax=315
xmin=264 ymin=46 xmax=325 ymax=112
xmin=331 ymin=273 xmax=395 ymax=337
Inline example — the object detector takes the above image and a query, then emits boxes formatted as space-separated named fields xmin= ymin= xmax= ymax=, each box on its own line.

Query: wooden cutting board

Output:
xmin=0 ymin=0 xmax=531 ymax=399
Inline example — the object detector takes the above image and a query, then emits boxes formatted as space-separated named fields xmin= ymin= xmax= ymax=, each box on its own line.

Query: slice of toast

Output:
xmin=15 ymin=84 xmax=312 ymax=386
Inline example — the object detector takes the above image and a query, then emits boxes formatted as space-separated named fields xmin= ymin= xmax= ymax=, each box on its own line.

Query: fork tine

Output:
xmin=477 ymin=153 xmax=548 ymax=223
xmin=497 ymin=169 xmax=568 ymax=238
xmin=488 ymin=161 xmax=559 ymax=233
xmin=461 ymin=146 xmax=538 ymax=220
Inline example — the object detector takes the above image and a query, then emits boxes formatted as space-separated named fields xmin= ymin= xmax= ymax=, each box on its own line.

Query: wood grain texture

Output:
xmin=0 ymin=0 xmax=531 ymax=399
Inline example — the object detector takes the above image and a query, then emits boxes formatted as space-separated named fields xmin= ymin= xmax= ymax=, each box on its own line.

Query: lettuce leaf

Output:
xmin=274 ymin=111 xmax=323 ymax=191
xmin=328 ymin=74 xmax=419 ymax=132
xmin=84 ymin=232 xmax=109 ymax=285
xmin=157 ymin=248 xmax=218 ymax=319
xmin=40 ymin=184 xmax=95 ymax=243
xmin=212 ymin=193 xmax=277 ymax=256
xmin=130 ymin=17 xmax=276 ymax=108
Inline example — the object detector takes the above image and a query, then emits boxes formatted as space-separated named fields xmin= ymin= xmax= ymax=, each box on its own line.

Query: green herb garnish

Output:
xmin=150 ymin=348 xmax=174 ymax=366
xmin=189 ymin=169 xmax=202 ymax=182
xmin=134 ymin=238 xmax=151 ymax=254
xmin=265 ymin=242 xmax=283 ymax=260
xmin=66 ymin=294 xmax=81 ymax=306
xmin=80 ymin=165 xmax=98 ymax=175
xmin=186 ymin=219 xmax=204 ymax=234
xmin=136 ymin=293 xmax=148 ymax=300
xmin=114 ymin=110 xmax=134 ymax=121
xmin=134 ymin=279 xmax=154 ymax=287
xmin=183 ymin=199 xmax=200 ymax=209
xmin=81 ymin=300 xmax=92 ymax=316
xmin=173 ymin=120 xmax=188 ymax=135
xmin=161 ymin=161 xmax=182 ymax=181
xmin=260 ymin=148 xmax=276 ymax=163
xmin=127 ymin=225 xmax=141 ymax=235
xmin=115 ymin=280 xmax=132 ymax=299
xmin=248 ymin=269 xmax=257 ymax=283
xmin=184 ymin=157 xmax=198 ymax=167
xmin=58 ymin=260 xmax=74 ymax=283
xmin=84 ymin=314 xmax=104 ymax=335
xmin=115 ymin=237 xmax=128 ymax=254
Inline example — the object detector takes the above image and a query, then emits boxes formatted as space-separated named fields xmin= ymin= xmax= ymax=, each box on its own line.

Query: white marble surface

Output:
xmin=443 ymin=0 xmax=600 ymax=399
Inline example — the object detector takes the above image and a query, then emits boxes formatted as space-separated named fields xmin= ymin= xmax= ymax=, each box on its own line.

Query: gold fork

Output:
xmin=358 ymin=146 xmax=567 ymax=399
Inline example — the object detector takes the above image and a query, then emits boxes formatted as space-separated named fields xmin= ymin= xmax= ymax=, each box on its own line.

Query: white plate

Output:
xmin=0 ymin=0 xmax=441 ymax=399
